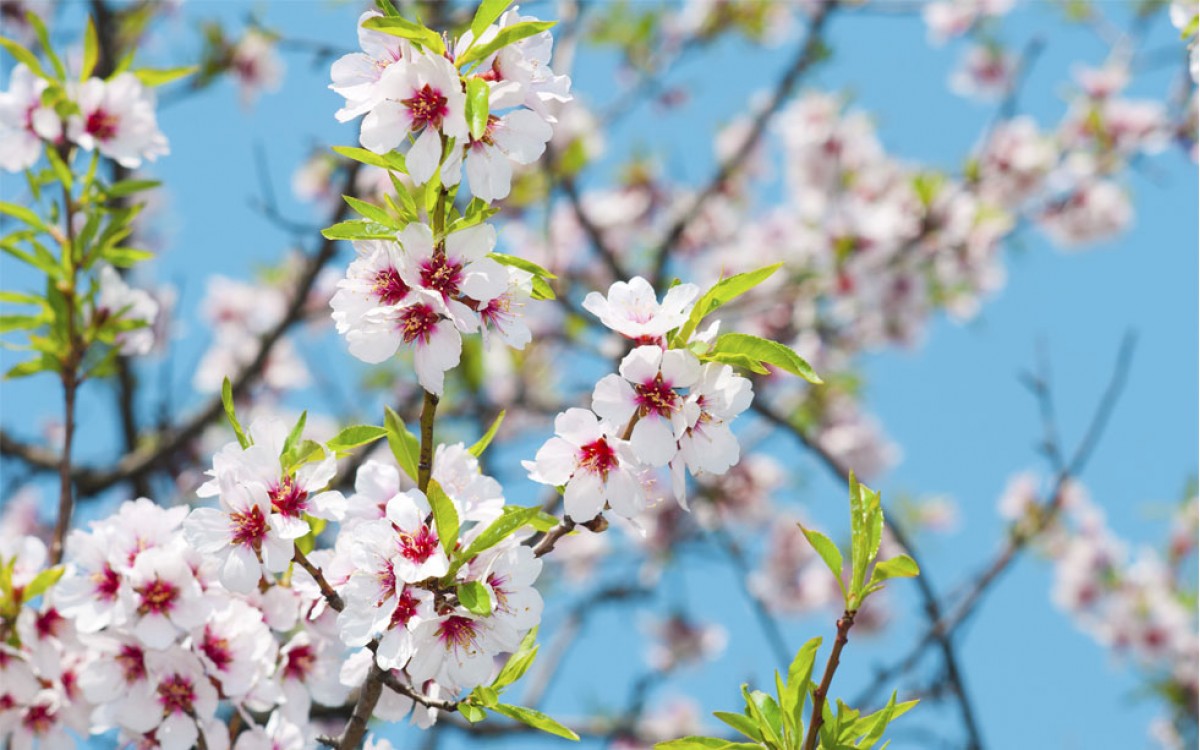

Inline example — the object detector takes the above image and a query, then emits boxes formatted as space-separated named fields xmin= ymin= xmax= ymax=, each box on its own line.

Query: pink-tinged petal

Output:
xmin=591 ymin=374 xmax=636 ymax=426
xmin=386 ymin=490 xmax=425 ymax=530
xmin=272 ymin=513 xmax=310 ymax=540
xmin=360 ymin=101 xmax=409 ymax=153
xmin=530 ymin=437 xmax=577 ymax=485
xmin=460 ymin=256 xmax=509 ymax=303
xmin=309 ymin=490 xmax=347 ymax=521
xmin=619 ymin=346 xmax=665 ymax=383
xmin=669 ymin=456 xmax=689 ymax=508
xmin=555 ymin=407 xmax=605 ymax=446
xmin=493 ymin=109 xmax=553 ymax=164
xmin=407 ymin=126 xmax=443 ymax=184
xmin=603 ymin=467 xmax=644 ymax=518
xmin=397 ymin=222 xmax=436 ymax=258
xmin=261 ymin=533 xmax=293 ymax=573
xmin=414 ymin=322 xmax=461 ymax=395
xmin=134 ymin=612 xmax=177 ymax=649
xmin=222 ymin=547 xmax=262 ymax=593
xmin=182 ymin=508 xmax=232 ymax=554
xmin=347 ymin=322 xmax=402 ymax=363
xmin=660 ymin=349 xmax=701 ymax=388
xmin=630 ymin=416 xmax=677 ymax=467
xmin=465 ymin=144 xmax=512 ymax=202
xmin=563 ymin=471 xmax=604 ymax=521
xmin=445 ymin=222 xmax=495 ymax=263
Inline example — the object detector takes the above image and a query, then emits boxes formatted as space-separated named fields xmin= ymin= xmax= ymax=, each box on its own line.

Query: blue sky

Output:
xmin=1 ymin=1 xmax=1196 ymax=749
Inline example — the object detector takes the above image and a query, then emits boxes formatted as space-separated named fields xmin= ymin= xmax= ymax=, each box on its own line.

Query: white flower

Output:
xmin=463 ymin=109 xmax=553 ymax=202
xmin=0 ymin=64 xmax=60 ymax=172
xmin=54 ymin=525 xmax=131 ymax=632
xmin=407 ymin=611 xmax=518 ymax=692
xmin=671 ymin=362 xmax=753 ymax=503
xmin=583 ymin=277 xmax=700 ymax=342
xmin=396 ymin=222 xmax=509 ymax=324
xmin=277 ymin=630 xmax=350 ymax=723
xmin=330 ymin=238 xmax=414 ymax=336
xmin=360 ymin=49 xmax=467 ymax=183
xmin=233 ymin=711 xmax=307 ymax=750
xmin=525 ymin=407 xmax=645 ymax=521
xmin=119 ymin=650 xmax=220 ymax=750
xmin=331 ymin=10 xmax=412 ymax=123
xmin=126 ymin=545 xmax=209 ymax=649
xmin=184 ymin=482 xmax=294 ymax=593
xmin=462 ymin=9 xmax=572 ymax=121
xmin=478 ymin=265 xmax=533 ymax=349
xmin=350 ymin=289 xmax=464 ymax=394
xmin=191 ymin=599 xmax=277 ymax=699
xmin=231 ymin=29 xmax=285 ymax=106
xmin=433 ymin=442 xmax=505 ymax=525
xmin=374 ymin=586 xmax=435 ymax=671
xmin=476 ymin=542 xmax=543 ymax=632
xmin=92 ymin=264 xmax=160 ymax=356
xmin=592 ymin=346 xmax=702 ymax=467
xmin=68 ymin=73 xmax=168 ymax=168
xmin=386 ymin=489 xmax=451 ymax=583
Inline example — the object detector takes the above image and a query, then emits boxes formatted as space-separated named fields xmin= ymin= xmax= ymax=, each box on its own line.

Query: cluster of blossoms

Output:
xmin=997 ymin=474 xmax=1199 ymax=746
xmin=526 ymin=277 xmax=755 ymax=523
xmin=0 ymin=64 xmax=167 ymax=172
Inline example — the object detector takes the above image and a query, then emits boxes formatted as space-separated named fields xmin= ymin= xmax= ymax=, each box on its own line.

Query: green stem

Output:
xmin=50 ymin=172 xmax=81 ymax=566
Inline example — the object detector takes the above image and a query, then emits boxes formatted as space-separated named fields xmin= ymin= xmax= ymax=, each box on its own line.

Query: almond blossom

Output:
xmin=67 ymin=73 xmax=168 ymax=168
xmin=593 ymin=346 xmax=702 ymax=467
xmin=0 ymin=63 xmax=59 ymax=172
xmin=583 ymin=277 xmax=700 ymax=343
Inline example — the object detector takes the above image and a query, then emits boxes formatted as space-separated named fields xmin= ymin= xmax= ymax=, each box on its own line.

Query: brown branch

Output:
xmin=293 ymin=545 xmax=344 ymax=612
xmin=647 ymin=1 xmax=836 ymax=291
xmin=802 ymin=609 xmax=857 ymax=750
xmin=51 ymin=171 xmax=82 ymax=566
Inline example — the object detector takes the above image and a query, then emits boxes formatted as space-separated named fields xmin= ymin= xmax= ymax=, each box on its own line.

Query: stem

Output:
xmin=50 ymin=174 xmax=81 ymax=566
xmin=802 ymin=609 xmax=857 ymax=750
xmin=336 ymin=663 xmax=386 ymax=750
xmin=293 ymin=545 xmax=344 ymax=612
xmin=417 ymin=389 xmax=439 ymax=493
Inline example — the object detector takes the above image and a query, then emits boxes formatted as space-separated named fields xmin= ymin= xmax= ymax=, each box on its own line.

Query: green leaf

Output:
xmin=469 ymin=410 xmax=505 ymax=457
xmin=741 ymin=686 xmax=782 ymax=748
xmin=492 ymin=626 xmax=539 ymax=689
xmin=712 ymin=711 xmax=762 ymax=742
xmin=426 ymin=480 xmax=460 ymax=556
xmin=44 ymin=146 xmax=72 ymax=190
xmin=103 ymin=247 xmax=155 ymax=267
xmin=655 ymin=739 xmax=763 ymax=750
xmin=25 ymin=11 xmax=64 ymax=79
xmin=675 ymin=263 xmax=782 ymax=345
xmin=710 ymin=333 xmax=822 ymax=383
xmin=460 ymin=505 xmax=540 ymax=563
xmin=0 ymin=36 xmax=49 ymax=79
xmin=321 ymin=219 xmax=396 ymax=241
xmin=800 ymin=525 xmax=846 ymax=598
xmin=106 ymin=179 xmax=161 ymax=197
xmin=384 ymin=406 xmax=420 ymax=481
xmin=472 ymin=685 xmax=500 ymax=707
xmin=469 ymin=0 xmax=513 ymax=43
xmin=326 ymin=424 xmax=389 ymax=455
xmin=285 ymin=440 xmax=327 ymax=473
xmin=0 ymin=314 xmax=46 ymax=333
xmin=343 ymin=195 xmax=398 ymax=228
xmin=869 ymin=554 xmax=919 ymax=585
xmin=81 ymin=16 xmax=99 ymax=80
xmin=0 ymin=291 xmax=44 ymax=306
xmin=784 ymin=637 xmax=822 ymax=736
xmin=847 ymin=472 xmax=883 ymax=608
xmin=332 ymin=145 xmax=407 ymax=173
xmin=491 ymin=704 xmax=579 ymax=741
xmin=5 ymin=354 xmax=56 ymax=379
xmin=133 ymin=66 xmax=198 ymax=87
xmin=457 ymin=580 xmax=493 ymax=616
xmin=22 ymin=565 xmax=64 ymax=601
xmin=702 ymin=350 xmax=770 ymax=375
xmin=0 ymin=201 xmax=51 ymax=234
xmin=361 ymin=16 xmax=445 ymax=55
xmin=221 ymin=377 xmax=250 ymax=449
xmin=459 ymin=702 xmax=487 ymax=723
xmin=466 ymin=76 xmax=490 ymax=141
xmin=281 ymin=411 xmax=307 ymax=460
xmin=457 ymin=20 xmax=554 ymax=69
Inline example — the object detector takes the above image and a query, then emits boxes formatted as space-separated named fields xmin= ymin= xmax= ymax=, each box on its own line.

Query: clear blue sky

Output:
xmin=1 ymin=1 xmax=1196 ymax=749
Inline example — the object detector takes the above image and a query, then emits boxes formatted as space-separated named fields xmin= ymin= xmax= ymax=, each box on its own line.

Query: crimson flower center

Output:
xmin=201 ymin=627 xmax=234 ymax=672
xmin=374 ymin=266 xmax=410 ymax=305
xmin=399 ymin=525 xmax=440 ymax=565
xmin=92 ymin=564 xmax=121 ymax=601
xmin=389 ymin=588 xmax=421 ymax=629
xmin=22 ymin=704 xmax=54 ymax=734
xmin=398 ymin=303 xmax=440 ymax=345
xmin=283 ymin=644 xmax=316 ymax=680
xmin=157 ymin=674 xmax=196 ymax=715
xmin=117 ymin=644 xmax=147 ymax=683
xmin=634 ymin=376 xmax=680 ymax=417
xmin=230 ymin=505 xmax=268 ymax=550
xmin=85 ymin=109 xmax=119 ymax=141
xmin=419 ymin=255 xmax=464 ymax=297
xmin=270 ymin=476 xmax=309 ymax=518
xmin=438 ymin=615 xmax=480 ymax=650
xmin=402 ymin=84 xmax=449 ymax=130
xmin=578 ymin=438 xmax=618 ymax=478
xmin=136 ymin=578 xmax=179 ymax=615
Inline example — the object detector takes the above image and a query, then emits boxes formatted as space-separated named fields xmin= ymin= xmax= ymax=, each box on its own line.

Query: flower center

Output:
xmin=397 ymin=303 xmax=441 ymax=345
xmin=578 ymin=438 xmax=618 ymax=478
xmin=402 ymin=84 xmax=449 ymax=130
xmin=157 ymin=674 xmax=196 ymax=715
xmin=634 ymin=375 xmax=680 ymax=418
xmin=85 ymin=109 xmax=119 ymax=141
xmin=374 ymin=266 xmax=410 ymax=305
xmin=92 ymin=564 xmax=121 ymax=601
xmin=22 ymin=704 xmax=54 ymax=734
xmin=201 ymin=627 xmax=234 ymax=672
xmin=283 ymin=644 xmax=316 ymax=680
xmin=270 ymin=476 xmax=309 ymax=518
xmin=117 ymin=644 xmax=147 ymax=683
xmin=419 ymin=254 xmax=464 ymax=297
xmin=389 ymin=588 xmax=421 ymax=629
xmin=399 ymin=525 xmax=440 ymax=565
xmin=438 ymin=615 xmax=479 ymax=650
xmin=34 ymin=608 xmax=64 ymax=640
xmin=230 ymin=505 xmax=269 ymax=550
xmin=136 ymin=578 xmax=179 ymax=615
